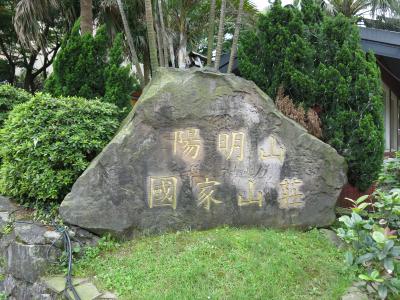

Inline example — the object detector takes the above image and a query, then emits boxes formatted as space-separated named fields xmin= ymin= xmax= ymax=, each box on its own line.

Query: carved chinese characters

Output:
xmin=60 ymin=68 xmax=347 ymax=236
xmin=238 ymin=179 xmax=263 ymax=207
xmin=259 ymin=136 xmax=285 ymax=163
xmin=196 ymin=178 xmax=222 ymax=210
xmin=218 ymin=131 xmax=245 ymax=161
xmin=148 ymin=176 xmax=178 ymax=209
xmin=148 ymin=128 xmax=305 ymax=211
xmin=173 ymin=128 xmax=203 ymax=162
xmin=278 ymin=178 xmax=305 ymax=209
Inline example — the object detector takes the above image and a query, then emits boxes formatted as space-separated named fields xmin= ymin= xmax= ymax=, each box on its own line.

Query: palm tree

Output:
xmin=214 ymin=0 xmax=226 ymax=70
xmin=80 ymin=0 xmax=93 ymax=34
xmin=206 ymin=0 xmax=216 ymax=67
xmin=227 ymin=0 xmax=244 ymax=73
xmin=294 ymin=0 xmax=400 ymax=17
xmin=158 ymin=0 xmax=169 ymax=67
xmin=116 ymin=0 xmax=145 ymax=88
xmin=155 ymin=10 xmax=165 ymax=66
xmin=328 ymin=0 xmax=400 ymax=16
xmin=13 ymin=0 xmax=73 ymax=48
xmin=144 ymin=0 xmax=159 ymax=75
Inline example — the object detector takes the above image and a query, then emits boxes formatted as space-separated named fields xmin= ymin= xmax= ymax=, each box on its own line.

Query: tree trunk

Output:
xmin=80 ymin=0 xmax=93 ymax=35
xmin=168 ymin=34 xmax=176 ymax=68
xmin=144 ymin=50 xmax=151 ymax=85
xmin=214 ymin=0 xmax=226 ymax=70
xmin=227 ymin=0 xmax=244 ymax=73
xmin=116 ymin=0 xmax=145 ymax=88
xmin=23 ymin=53 xmax=37 ymax=93
xmin=206 ymin=0 xmax=216 ymax=67
xmin=144 ymin=0 xmax=159 ymax=75
xmin=177 ymin=30 xmax=187 ymax=69
xmin=8 ymin=64 xmax=16 ymax=85
xmin=155 ymin=13 xmax=165 ymax=66
xmin=158 ymin=0 xmax=169 ymax=67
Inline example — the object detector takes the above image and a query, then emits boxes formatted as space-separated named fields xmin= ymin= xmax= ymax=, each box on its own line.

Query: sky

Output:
xmin=252 ymin=0 xmax=293 ymax=12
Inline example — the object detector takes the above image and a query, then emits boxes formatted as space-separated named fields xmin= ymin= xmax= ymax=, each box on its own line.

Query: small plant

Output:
xmin=1 ymin=222 xmax=13 ymax=235
xmin=337 ymin=192 xmax=400 ymax=299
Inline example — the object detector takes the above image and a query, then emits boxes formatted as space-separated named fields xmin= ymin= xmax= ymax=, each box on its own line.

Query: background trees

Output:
xmin=45 ymin=21 xmax=138 ymax=115
xmin=239 ymin=0 xmax=384 ymax=191
xmin=0 ymin=0 xmax=71 ymax=91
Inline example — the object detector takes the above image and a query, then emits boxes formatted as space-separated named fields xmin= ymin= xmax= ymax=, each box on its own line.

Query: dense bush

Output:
xmin=338 ymin=191 xmax=400 ymax=299
xmin=0 ymin=93 xmax=119 ymax=204
xmin=0 ymin=84 xmax=31 ymax=127
xmin=337 ymin=153 xmax=400 ymax=299
xmin=45 ymin=21 xmax=138 ymax=116
xmin=238 ymin=0 xmax=384 ymax=191
xmin=379 ymin=152 xmax=400 ymax=191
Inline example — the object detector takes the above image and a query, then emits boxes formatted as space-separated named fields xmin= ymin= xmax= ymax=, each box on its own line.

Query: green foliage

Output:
xmin=337 ymin=191 xmax=400 ymax=299
xmin=80 ymin=234 xmax=120 ymax=261
xmin=104 ymin=34 xmax=137 ymax=118
xmin=0 ymin=93 xmax=119 ymax=204
xmin=74 ymin=227 xmax=355 ymax=299
xmin=0 ymin=84 xmax=31 ymax=127
xmin=238 ymin=0 xmax=384 ymax=191
xmin=379 ymin=152 xmax=400 ymax=190
xmin=0 ymin=60 xmax=11 ymax=82
xmin=45 ymin=21 xmax=138 ymax=115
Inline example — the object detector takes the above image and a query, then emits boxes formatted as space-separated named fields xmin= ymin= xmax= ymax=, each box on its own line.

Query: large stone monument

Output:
xmin=60 ymin=68 xmax=347 ymax=237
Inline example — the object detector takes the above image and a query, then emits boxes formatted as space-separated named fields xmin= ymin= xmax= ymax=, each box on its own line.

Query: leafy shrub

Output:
xmin=379 ymin=152 xmax=400 ymax=191
xmin=337 ymin=191 xmax=400 ymax=299
xmin=45 ymin=21 xmax=138 ymax=115
xmin=103 ymin=34 xmax=137 ymax=118
xmin=0 ymin=84 xmax=31 ymax=127
xmin=238 ymin=0 xmax=384 ymax=191
xmin=0 ymin=93 xmax=119 ymax=204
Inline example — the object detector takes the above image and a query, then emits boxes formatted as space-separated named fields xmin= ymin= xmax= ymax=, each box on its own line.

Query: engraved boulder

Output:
xmin=59 ymin=68 xmax=347 ymax=237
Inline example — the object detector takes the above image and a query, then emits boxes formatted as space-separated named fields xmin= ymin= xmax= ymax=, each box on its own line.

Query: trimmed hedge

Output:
xmin=0 ymin=93 xmax=119 ymax=203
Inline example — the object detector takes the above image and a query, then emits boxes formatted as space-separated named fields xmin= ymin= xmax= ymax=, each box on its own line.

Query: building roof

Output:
xmin=360 ymin=27 xmax=400 ymax=59
xmin=360 ymin=26 xmax=400 ymax=95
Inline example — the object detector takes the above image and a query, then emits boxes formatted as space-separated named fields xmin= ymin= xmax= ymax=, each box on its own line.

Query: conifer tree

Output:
xmin=238 ymin=0 xmax=383 ymax=191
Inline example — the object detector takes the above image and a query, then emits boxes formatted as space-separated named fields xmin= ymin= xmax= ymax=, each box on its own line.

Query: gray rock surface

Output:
xmin=0 ymin=196 xmax=17 ymax=212
xmin=14 ymin=223 xmax=48 ymax=245
xmin=320 ymin=228 xmax=346 ymax=249
xmin=7 ymin=242 xmax=49 ymax=283
xmin=2 ymin=274 xmax=57 ymax=300
xmin=0 ymin=195 xmax=103 ymax=299
xmin=60 ymin=68 xmax=347 ymax=237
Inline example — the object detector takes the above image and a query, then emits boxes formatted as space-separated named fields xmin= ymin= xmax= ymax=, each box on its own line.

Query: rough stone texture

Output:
xmin=66 ymin=282 xmax=102 ymax=300
xmin=60 ymin=68 xmax=347 ymax=236
xmin=320 ymin=228 xmax=346 ymax=249
xmin=7 ymin=242 xmax=50 ymax=283
xmin=0 ymin=195 xmax=17 ymax=212
xmin=0 ymin=195 xmax=104 ymax=299
xmin=14 ymin=223 xmax=48 ymax=245
xmin=2 ymin=274 xmax=57 ymax=300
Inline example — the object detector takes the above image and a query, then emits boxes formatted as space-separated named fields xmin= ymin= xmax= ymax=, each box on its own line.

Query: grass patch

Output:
xmin=75 ymin=227 xmax=356 ymax=300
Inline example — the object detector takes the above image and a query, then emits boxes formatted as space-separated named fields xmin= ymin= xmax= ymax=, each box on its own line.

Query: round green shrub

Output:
xmin=0 ymin=84 xmax=31 ymax=127
xmin=0 ymin=93 xmax=119 ymax=204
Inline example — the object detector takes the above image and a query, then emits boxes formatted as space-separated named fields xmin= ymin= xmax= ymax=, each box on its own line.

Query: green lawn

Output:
xmin=74 ymin=227 xmax=355 ymax=300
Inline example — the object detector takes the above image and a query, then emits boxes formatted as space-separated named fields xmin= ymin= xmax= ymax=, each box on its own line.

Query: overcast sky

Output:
xmin=252 ymin=0 xmax=293 ymax=12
